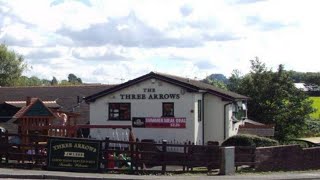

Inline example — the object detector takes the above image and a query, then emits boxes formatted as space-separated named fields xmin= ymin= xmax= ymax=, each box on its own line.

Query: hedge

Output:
xmin=221 ymin=134 xmax=279 ymax=147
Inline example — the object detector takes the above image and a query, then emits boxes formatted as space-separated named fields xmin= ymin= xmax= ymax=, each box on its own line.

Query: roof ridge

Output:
xmin=0 ymin=84 xmax=117 ymax=88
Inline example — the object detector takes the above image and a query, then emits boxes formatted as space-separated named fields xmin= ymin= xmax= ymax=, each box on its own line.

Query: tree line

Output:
xmin=203 ymin=57 xmax=316 ymax=141
xmin=0 ymin=44 xmax=82 ymax=87
xmin=1 ymin=43 xmax=318 ymax=141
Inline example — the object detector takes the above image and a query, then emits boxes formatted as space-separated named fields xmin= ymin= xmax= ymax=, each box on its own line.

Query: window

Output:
xmin=109 ymin=103 xmax=131 ymax=120
xmin=198 ymin=100 xmax=202 ymax=121
xmin=162 ymin=102 xmax=174 ymax=117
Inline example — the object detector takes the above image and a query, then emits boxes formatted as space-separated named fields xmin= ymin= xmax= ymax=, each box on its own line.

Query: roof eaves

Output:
xmin=85 ymin=72 xmax=200 ymax=102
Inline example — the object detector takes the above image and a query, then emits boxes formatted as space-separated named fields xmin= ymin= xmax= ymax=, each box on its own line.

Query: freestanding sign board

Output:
xmin=47 ymin=137 xmax=101 ymax=172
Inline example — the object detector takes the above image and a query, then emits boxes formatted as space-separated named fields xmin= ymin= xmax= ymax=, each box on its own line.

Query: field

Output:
xmin=310 ymin=97 xmax=320 ymax=119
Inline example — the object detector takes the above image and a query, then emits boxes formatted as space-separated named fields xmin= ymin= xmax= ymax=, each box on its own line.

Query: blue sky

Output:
xmin=0 ymin=0 xmax=319 ymax=84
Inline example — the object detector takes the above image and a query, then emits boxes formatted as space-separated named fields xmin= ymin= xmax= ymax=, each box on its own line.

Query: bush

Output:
xmin=221 ymin=134 xmax=279 ymax=147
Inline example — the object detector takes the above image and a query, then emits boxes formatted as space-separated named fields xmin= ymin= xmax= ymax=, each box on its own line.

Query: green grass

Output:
xmin=310 ymin=97 xmax=320 ymax=119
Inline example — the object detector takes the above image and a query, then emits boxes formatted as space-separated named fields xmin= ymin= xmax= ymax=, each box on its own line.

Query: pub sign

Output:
xmin=47 ymin=137 xmax=101 ymax=172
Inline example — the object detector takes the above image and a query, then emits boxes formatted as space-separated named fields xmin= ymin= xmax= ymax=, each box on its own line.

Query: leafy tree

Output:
xmin=68 ymin=73 xmax=82 ymax=84
xmin=229 ymin=58 xmax=314 ymax=141
xmin=202 ymin=74 xmax=228 ymax=90
xmin=227 ymin=69 xmax=242 ymax=92
xmin=16 ymin=76 xmax=52 ymax=86
xmin=0 ymin=44 xmax=26 ymax=86
xmin=51 ymin=77 xmax=58 ymax=85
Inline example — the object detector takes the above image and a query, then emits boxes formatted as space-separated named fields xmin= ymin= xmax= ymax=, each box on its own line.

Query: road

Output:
xmin=1 ymin=168 xmax=320 ymax=179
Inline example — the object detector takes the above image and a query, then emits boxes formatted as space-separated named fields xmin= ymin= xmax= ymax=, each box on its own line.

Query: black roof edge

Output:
xmin=85 ymin=71 xmax=249 ymax=102
xmin=85 ymin=72 xmax=201 ymax=102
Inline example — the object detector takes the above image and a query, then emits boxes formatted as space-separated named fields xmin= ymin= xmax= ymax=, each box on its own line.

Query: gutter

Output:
xmin=223 ymin=101 xmax=233 ymax=140
xmin=199 ymin=90 xmax=207 ymax=145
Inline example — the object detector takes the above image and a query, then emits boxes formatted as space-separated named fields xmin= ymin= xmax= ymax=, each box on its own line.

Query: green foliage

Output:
xmin=228 ymin=57 xmax=314 ymax=141
xmin=51 ymin=77 xmax=58 ymax=85
xmin=227 ymin=69 xmax=242 ymax=92
xmin=202 ymin=74 xmax=228 ymax=90
xmin=68 ymin=73 xmax=82 ymax=84
xmin=302 ymin=120 xmax=320 ymax=137
xmin=291 ymin=71 xmax=320 ymax=85
xmin=0 ymin=44 xmax=26 ymax=86
xmin=221 ymin=134 xmax=279 ymax=147
xmin=16 ymin=76 xmax=51 ymax=86
xmin=310 ymin=97 xmax=320 ymax=119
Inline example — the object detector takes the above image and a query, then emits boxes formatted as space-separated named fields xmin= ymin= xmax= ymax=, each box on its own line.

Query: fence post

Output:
xmin=5 ymin=131 xmax=9 ymax=164
xmin=99 ymin=140 xmax=103 ymax=173
xmin=0 ymin=130 xmax=3 ymax=164
xmin=183 ymin=142 xmax=187 ymax=172
xmin=162 ymin=140 xmax=167 ymax=174
xmin=34 ymin=132 xmax=39 ymax=165
xmin=104 ymin=137 xmax=110 ymax=172
xmin=130 ymin=140 xmax=134 ymax=173
xmin=219 ymin=146 xmax=235 ymax=175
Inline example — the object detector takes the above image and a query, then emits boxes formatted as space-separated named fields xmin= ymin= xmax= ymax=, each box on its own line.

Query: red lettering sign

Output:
xmin=145 ymin=117 xmax=186 ymax=128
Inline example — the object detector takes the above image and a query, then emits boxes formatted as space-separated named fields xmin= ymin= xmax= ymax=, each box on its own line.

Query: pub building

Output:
xmin=85 ymin=72 xmax=249 ymax=145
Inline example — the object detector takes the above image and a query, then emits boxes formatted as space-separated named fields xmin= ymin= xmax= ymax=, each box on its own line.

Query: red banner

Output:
xmin=145 ymin=117 xmax=186 ymax=128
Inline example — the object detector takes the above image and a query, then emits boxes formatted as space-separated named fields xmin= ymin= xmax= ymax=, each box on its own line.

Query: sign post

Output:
xmin=47 ymin=137 xmax=101 ymax=172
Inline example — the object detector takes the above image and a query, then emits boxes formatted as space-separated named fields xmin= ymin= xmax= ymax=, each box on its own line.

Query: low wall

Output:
xmin=255 ymin=145 xmax=320 ymax=171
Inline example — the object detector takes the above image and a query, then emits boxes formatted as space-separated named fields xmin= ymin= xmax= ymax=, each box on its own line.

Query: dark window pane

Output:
xmin=109 ymin=103 xmax=131 ymax=120
xmin=163 ymin=103 xmax=174 ymax=117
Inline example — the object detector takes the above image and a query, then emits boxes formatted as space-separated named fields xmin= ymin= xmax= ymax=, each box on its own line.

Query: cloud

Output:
xmin=50 ymin=0 xmax=92 ymax=7
xmin=228 ymin=0 xmax=267 ymax=5
xmin=72 ymin=50 xmax=128 ymax=61
xmin=246 ymin=16 xmax=294 ymax=31
xmin=25 ymin=49 xmax=63 ymax=60
xmin=195 ymin=61 xmax=217 ymax=70
xmin=57 ymin=12 xmax=204 ymax=48
xmin=0 ymin=33 xmax=34 ymax=47
xmin=203 ymin=32 xmax=242 ymax=41
xmin=180 ymin=4 xmax=193 ymax=17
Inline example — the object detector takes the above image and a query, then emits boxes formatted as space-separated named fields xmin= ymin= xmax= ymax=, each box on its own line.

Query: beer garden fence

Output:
xmin=0 ymin=131 xmax=255 ymax=174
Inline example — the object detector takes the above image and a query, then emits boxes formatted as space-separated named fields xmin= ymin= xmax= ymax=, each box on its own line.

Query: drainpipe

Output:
xmin=223 ymin=101 xmax=233 ymax=140
xmin=202 ymin=92 xmax=206 ymax=145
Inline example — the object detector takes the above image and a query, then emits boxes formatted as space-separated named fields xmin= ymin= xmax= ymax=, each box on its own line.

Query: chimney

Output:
xmin=26 ymin=96 xmax=31 ymax=106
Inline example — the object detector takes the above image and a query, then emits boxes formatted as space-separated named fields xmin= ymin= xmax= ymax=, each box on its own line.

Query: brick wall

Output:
xmin=254 ymin=145 xmax=320 ymax=171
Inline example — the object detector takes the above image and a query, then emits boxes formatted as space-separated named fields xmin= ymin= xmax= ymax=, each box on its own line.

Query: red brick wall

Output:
xmin=254 ymin=145 xmax=320 ymax=171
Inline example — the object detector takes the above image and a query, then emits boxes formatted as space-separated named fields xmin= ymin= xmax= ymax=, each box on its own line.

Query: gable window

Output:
xmin=109 ymin=103 xmax=131 ymax=120
xmin=162 ymin=102 xmax=174 ymax=117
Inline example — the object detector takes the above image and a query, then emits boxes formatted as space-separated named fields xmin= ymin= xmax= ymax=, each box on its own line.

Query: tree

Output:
xmin=0 ymin=44 xmax=26 ymax=86
xmin=68 ymin=73 xmax=82 ymax=84
xmin=229 ymin=58 xmax=314 ymax=141
xmin=51 ymin=77 xmax=58 ymax=85
xmin=227 ymin=69 xmax=242 ymax=92
xmin=202 ymin=74 xmax=228 ymax=90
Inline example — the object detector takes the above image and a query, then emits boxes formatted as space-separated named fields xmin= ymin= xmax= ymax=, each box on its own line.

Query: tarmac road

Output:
xmin=2 ymin=168 xmax=320 ymax=179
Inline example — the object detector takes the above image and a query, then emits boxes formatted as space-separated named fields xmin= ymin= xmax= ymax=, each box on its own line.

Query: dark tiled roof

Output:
xmin=0 ymin=85 xmax=115 ymax=124
xmin=86 ymin=72 xmax=248 ymax=102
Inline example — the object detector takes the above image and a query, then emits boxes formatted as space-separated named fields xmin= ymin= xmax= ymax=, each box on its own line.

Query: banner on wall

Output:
xmin=133 ymin=117 xmax=186 ymax=128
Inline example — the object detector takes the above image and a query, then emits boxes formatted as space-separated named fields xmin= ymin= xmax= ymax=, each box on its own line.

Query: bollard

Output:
xmin=219 ymin=146 xmax=235 ymax=175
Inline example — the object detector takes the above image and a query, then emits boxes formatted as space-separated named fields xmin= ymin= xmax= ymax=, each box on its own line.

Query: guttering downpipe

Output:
xmin=198 ymin=90 xmax=207 ymax=145
xmin=224 ymin=101 xmax=233 ymax=140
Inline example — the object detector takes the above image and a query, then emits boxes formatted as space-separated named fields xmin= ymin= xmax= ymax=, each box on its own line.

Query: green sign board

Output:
xmin=47 ymin=137 xmax=101 ymax=172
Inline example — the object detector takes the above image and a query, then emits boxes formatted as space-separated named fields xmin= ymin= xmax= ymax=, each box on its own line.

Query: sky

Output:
xmin=0 ymin=0 xmax=319 ymax=84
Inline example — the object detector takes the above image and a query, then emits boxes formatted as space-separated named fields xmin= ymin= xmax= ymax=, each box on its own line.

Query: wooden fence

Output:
xmin=0 ymin=132 xmax=257 ymax=174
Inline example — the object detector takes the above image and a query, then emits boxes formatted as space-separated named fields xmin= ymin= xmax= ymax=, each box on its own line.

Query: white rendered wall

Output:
xmin=89 ymin=78 xmax=199 ymax=144
xmin=203 ymin=94 xmax=232 ymax=144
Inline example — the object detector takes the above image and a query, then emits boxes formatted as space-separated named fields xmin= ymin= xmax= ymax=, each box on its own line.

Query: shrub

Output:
xmin=221 ymin=134 xmax=279 ymax=147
